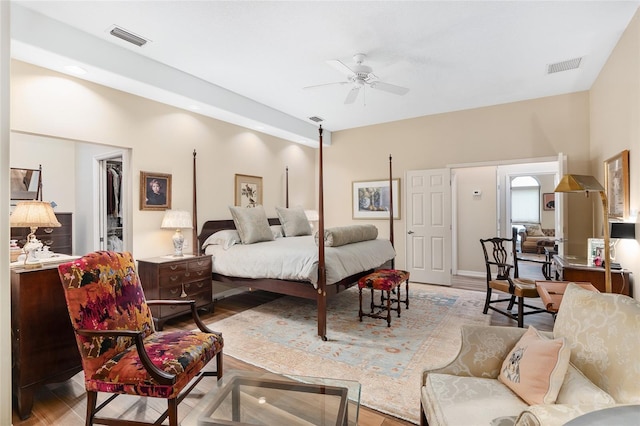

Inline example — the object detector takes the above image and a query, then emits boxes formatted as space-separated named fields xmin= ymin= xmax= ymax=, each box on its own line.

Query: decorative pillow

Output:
xmin=229 ymin=205 xmax=274 ymax=244
xmin=275 ymin=206 xmax=312 ymax=237
xmin=270 ymin=225 xmax=284 ymax=239
xmin=524 ymin=224 xmax=545 ymax=237
xmin=315 ymin=224 xmax=378 ymax=247
xmin=201 ymin=229 xmax=241 ymax=250
xmin=498 ymin=326 xmax=570 ymax=405
xmin=556 ymin=363 xmax=615 ymax=405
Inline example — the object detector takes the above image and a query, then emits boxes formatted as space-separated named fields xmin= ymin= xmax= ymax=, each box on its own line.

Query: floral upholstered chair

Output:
xmin=57 ymin=251 xmax=223 ymax=426
xmin=420 ymin=283 xmax=640 ymax=425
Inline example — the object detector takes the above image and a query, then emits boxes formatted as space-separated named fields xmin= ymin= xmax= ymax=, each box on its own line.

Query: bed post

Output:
xmin=389 ymin=154 xmax=394 ymax=269
xmin=193 ymin=149 xmax=199 ymax=255
xmin=317 ymin=126 xmax=327 ymax=341
xmin=285 ymin=166 xmax=289 ymax=208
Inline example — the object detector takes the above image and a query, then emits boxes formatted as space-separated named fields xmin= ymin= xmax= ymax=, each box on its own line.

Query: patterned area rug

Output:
xmin=206 ymin=284 xmax=490 ymax=424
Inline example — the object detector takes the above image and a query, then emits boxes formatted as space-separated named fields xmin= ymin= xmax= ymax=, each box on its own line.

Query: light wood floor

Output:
xmin=12 ymin=266 xmax=554 ymax=426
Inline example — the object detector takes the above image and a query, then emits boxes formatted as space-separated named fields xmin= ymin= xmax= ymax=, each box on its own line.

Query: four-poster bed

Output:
xmin=193 ymin=126 xmax=396 ymax=340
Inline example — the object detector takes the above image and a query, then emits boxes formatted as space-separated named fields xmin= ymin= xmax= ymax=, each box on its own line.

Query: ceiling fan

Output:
xmin=305 ymin=53 xmax=409 ymax=104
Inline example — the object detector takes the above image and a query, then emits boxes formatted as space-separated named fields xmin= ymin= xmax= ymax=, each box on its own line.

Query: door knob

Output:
xmin=407 ymin=230 xmax=414 ymax=234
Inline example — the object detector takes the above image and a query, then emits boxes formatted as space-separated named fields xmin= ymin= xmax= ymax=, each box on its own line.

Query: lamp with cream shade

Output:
xmin=10 ymin=200 xmax=61 ymax=267
xmin=161 ymin=210 xmax=193 ymax=257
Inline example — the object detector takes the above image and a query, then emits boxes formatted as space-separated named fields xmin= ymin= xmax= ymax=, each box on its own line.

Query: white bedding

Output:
xmin=204 ymin=235 xmax=395 ymax=287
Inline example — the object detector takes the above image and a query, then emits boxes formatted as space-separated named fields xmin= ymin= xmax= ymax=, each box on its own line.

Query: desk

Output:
xmin=553 ymin=255 xmax=632 ymax=296
xmin=536 ymin=281 xmax=598 ymax=313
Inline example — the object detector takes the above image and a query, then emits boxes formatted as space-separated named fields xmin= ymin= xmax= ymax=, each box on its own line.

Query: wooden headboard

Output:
xmin=198 ymin=217 xmax=281 ymax=251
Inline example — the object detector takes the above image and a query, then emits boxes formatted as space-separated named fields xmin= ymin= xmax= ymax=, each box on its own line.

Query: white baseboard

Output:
xmin=456 ymin=270 xmax=485 ymax=279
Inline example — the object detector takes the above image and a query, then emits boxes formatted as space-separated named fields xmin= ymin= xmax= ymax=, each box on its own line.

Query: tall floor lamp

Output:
xmin=554 ymin=174 xmax=612 ymax=293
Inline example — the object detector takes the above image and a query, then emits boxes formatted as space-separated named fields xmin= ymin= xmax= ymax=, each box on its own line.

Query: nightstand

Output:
xmin=137 ymin=254 xmax=214 ymax=330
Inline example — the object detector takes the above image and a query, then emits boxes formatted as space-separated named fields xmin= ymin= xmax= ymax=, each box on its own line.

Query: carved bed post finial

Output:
xmin=193 ymin=149 xmax=199 ymax=255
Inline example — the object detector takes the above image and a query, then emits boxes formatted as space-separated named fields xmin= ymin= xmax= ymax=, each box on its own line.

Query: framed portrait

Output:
xmin=604 ymin=149 xmax=629 ymax=219
xmin=140 ymin=171 xmax=172 ymax=211
xmin=235 ymin=174 xmax=262 ymax=207
xmin=542 ymin=193 xmax=555 ymax=211
xmin=352 ymin=179 xmax=400 ymax=220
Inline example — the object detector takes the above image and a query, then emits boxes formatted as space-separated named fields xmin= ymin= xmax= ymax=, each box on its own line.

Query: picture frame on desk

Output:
xmin=587 ymin=238 xmax=605 ymax=267
xmin=604 ymin=149 xmax=629 ymax=219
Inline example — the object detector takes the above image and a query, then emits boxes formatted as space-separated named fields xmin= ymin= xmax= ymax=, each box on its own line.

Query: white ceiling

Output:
xmin=9 ymin=1 xmax=640 ymax=146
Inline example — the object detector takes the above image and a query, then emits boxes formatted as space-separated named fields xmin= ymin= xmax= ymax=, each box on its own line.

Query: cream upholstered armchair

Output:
xmin=420 ymin=284 xmax=640 ymax=426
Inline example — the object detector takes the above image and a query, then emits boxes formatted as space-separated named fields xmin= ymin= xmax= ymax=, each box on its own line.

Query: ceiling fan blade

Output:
xmin=344 ymin=86 xmax=360 ymax=104
xmin=303 ymin=81 xmax=349 ymax=90
xmin=369 ymin=81 xmax=409 ymax=96
xmin=327 ymin=59 xmax=355 ymax=77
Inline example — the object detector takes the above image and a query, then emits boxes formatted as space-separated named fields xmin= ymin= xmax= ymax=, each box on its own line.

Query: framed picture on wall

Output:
xmin=235 ymin=174 xmax=262 ymax=207
xmin=140 ymin=171 xmax=172 ymax=211
xmin=604 ymin=149 xmax=630 ymax=219
xmin=542 ymin=193 xmax=555 ymax=211
xmin=352 ymin=179 xmax=400 ymax=219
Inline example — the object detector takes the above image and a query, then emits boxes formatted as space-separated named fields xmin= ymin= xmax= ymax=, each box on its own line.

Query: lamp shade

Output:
xmin=10 ymin=201 xmax=61 ymax=228
xmin=161 ymin=210 xmax=193 ymax=229
xmin=610 ymin=222 xmax=636 ymax=239
xmin=554 ymin=174 xmax=605 ymax=193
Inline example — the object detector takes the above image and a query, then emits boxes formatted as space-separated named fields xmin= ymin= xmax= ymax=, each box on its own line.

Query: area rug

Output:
xmin=206 ymin=284 xmax=490 ymax=424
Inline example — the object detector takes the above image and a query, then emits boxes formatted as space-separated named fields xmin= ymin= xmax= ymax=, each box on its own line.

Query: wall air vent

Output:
xmin=547 ymin=57 xmax=582 ymax=74
xmin=109 ymin=26 xmax=148 ymax=47
xmin=308 ymin=116 xmax=324 ymax=123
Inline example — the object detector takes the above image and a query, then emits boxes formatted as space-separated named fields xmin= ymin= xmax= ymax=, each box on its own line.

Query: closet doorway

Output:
xmin=96 ymin=150 xmax=131 ymax=252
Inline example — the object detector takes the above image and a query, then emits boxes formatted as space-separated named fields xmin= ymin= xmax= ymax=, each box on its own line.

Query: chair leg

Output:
xmin=517 ymin=297 xmax=524 ymax=328
xmin=85 ymin=391 xmax=97 ymax=426
xmin=216 ymin=350 xmax=224 ymax=379
xmin=405 ymin=279 xmax=410 ymax=309
xmin=483 ymin=288 xmax=492 ymax=314
xmin=396 ymin=286 xmax=402 ymax=318
xmin=167 ymin=398 xmax=178 ymax=426
xmin=386 ymin=290 xmax=392 ymax=327
xmin=507 ymin=295 xmax=516 ymax=311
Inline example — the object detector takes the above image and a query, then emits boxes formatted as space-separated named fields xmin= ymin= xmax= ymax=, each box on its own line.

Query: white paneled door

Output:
xmin=406 ymin=169 xmax=452 ymax=285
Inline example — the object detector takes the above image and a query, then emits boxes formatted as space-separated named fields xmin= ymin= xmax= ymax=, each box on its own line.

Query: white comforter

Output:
xmin=204 ymin=235 xmax=395 ymax=287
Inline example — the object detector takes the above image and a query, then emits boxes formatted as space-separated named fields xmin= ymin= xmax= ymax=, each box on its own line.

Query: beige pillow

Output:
xmin=275 ymin=206 xmax=312 ymax=237
xmin=229 ymin=205 xmax=274 ymax=244
xmin=315 ymin=224 xmax=378 ymax=247
xmin=556 ymin=363 xmax=615 ymax=405
xmin=498 ymin=326 xmax=570 ymax=405
xmin=524 ymin=224 xmax=545 ymax=237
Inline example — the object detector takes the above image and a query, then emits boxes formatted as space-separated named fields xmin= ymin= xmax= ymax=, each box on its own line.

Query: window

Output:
xmin=511 ymin=176 xmax=540 ymax=223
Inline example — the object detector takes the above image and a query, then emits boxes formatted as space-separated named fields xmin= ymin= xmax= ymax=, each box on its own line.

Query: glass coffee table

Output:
xmin=182 ymin=370 xmax=361 ymax=426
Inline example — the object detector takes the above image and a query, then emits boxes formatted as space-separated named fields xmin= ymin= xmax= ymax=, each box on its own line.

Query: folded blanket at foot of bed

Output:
xmin=316 ymin=224 xmax=378 ymax=247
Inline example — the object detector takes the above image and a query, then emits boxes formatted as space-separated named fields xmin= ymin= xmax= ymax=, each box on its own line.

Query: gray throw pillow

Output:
xmin=229 ymin=205 xmax=274 ymax=244
xmin=275 ymin=206 xmax=312 ymax=237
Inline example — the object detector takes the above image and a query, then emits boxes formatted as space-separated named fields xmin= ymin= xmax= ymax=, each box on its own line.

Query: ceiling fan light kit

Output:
xmin=306 ymin=53 xmax=409 ymax=104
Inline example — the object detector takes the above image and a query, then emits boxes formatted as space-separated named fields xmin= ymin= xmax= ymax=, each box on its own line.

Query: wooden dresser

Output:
xmin=11 ymin=261 xmax=82 ymax=419
xmin=137 ymin=254 xmax=214 ymax=330
xmin=10 ymin=211 xmax=73 ymax=255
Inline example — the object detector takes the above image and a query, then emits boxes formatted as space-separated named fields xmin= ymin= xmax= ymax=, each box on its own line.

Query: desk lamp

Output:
xmin=554 ymin=174 xmax=612 ymax=293
xmin=10 ymin=200 xmax=61 ymax=267
xmin=161 ymin=210 xmax=193 ymax=257
xmin=609 ymin=222 xmax=636 ymax=263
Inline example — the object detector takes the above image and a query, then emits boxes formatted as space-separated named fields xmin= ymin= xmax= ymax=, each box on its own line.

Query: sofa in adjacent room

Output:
xmin=419 ymin=283 xmax=640 ymax=426
xmin=517 ymin=224 xmax=555 ymax=254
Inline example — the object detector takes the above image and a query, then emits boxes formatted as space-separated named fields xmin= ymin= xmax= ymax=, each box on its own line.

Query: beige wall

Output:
xmin=590 ymin=9 xmax=640 ymax=297
xmin=10 ymin=60 xmax=317 ymax=259
xmin=328 ymin=92 xmax=591 ymax=270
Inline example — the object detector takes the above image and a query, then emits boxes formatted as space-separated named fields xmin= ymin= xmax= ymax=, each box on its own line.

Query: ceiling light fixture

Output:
xmin=64 ymin=65 xmax=87 ymax=75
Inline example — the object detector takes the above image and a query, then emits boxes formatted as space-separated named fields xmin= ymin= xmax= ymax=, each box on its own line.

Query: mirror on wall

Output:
xmin=11 ymin=167 xmax=42 ymax=201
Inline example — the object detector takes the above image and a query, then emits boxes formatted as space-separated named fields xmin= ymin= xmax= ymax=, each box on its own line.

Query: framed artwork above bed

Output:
xmin=353 ymin=179 xmax=400 ymax=219
xmin=235 ymin=174 xmax=262 ymax=208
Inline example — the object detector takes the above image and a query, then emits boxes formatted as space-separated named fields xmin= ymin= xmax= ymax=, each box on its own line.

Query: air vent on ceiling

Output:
xmin=109 ymin=26 xmax=148 ymax=47
xmin=547 ymin=57 xmax=582 ymax=74
xmin=308 ymin=116 xmax=324 ymax=123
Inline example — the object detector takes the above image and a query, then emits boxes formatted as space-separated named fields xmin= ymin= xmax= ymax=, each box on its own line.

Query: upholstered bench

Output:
xmin=358 ymin=269 xmax=410 ymax=327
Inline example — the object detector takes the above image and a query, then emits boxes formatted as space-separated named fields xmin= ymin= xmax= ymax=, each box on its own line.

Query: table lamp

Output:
xmin=554 ymin=174 xmax=612 ymax=293
xmin=161 ymin=210 xmax=193 ymax=257
xmin=10 ymin=200 xmax=61 ymax=267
